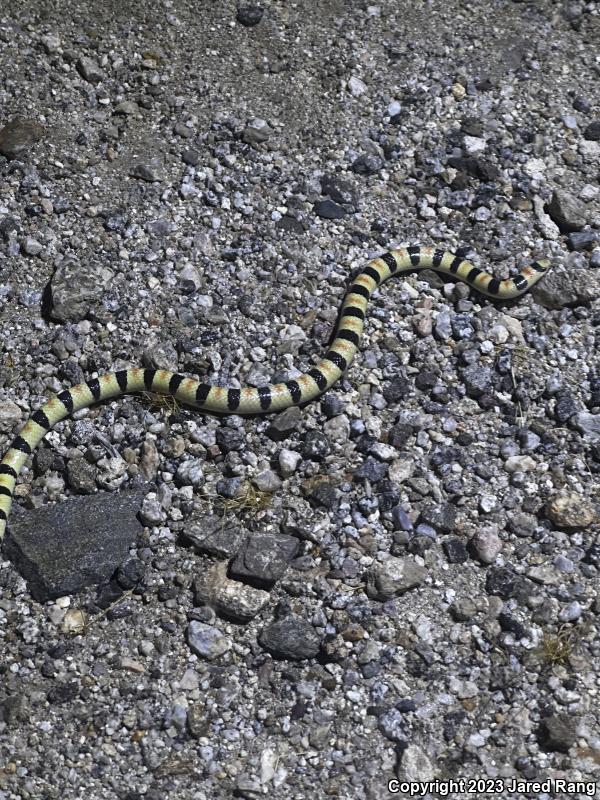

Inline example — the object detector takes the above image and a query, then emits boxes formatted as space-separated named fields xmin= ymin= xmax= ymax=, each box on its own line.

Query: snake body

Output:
xmin=0 ymin=245 xmax=550 ymax=540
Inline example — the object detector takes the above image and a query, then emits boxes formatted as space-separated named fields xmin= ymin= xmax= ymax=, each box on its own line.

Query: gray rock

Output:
xmin=193 ymin=562 xmax=270 ymax=622
xmin=130 ymin=161 xmax=163 ymax=182
xmin=0 ymin=400 xmax=23 ymax=431
xmin=366 ymin=556 xmax=428 ymax=600
xmin=242 ymin=117 xmax=272 ymax=145
xmin=545 ymin=189 xmax=587 ymax=232
xmin=0 ymin=117 xmax=44 ymax=159
xmin=65 ymin=456 xmax=97 ymax=494
xmin=50 ymin=258 xmax=114 ymax=322
xmin=182 ymin=515 xmax=245 ymax=558
xmin=377 ymin=707 xmax=409 ymax=743
xmin=4 ymin=489 xmax=145 ymax=601
xmin=187 ymin=621 xmax=230 ymax=659
xmin=113 ymin=100 xmax=139 ymax=115
xmin=266 ymin=406 xmax=302 ymax=441
xmin=259 ymin=616 xmax=321 ymax=660
xmin=470 ymin=530 xmax=502 ymax=564
xmin=230 ymin=532 xmax=299 ymax=586
xmin=537 ymin=713 xmax=579 ymax=753
xmin=460 ymin=365 xmax=492 ymax=398
xmin=450 ymin=596 xmax=477 ymax=621
xmin=251 ymin=469 xmax=282 ymax=493
xmin=572 ymin=411 xmax=600 ymax=441
xmin=399 ymin=745 xmax=434 ymax=781
xmin=533 ymin=268 xmax=600 ymax=308
xmin=567 ymin=230 xmax=598 ymax=251
xmin=77 ymin=56 xmax=104 ymax=83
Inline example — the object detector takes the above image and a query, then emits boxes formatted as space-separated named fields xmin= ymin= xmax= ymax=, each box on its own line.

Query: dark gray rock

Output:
xmin=230 ymin=532 xmax=299 ymax=586
xmin=443 ymin=537 xmax=468 ymax=563
xmin=259 ymin=616 xmax=321 ymax=659
xmin=236 ymin=4 xmax=264 ymax=26
xmin=50 ymin=258 xmax=114 ymax=322
xmin=461 ymin=365 xmax=492 ymax=398
xmin=537 ymin=713 xmax=579 ymax=753
xmin=485 ymin=565 xmax=517 ymax=598
xmin=419 ymin=502 xmax=457 ymax=533
xmin=182 ymin=515 xmax=245 ymax=558
xmin=583 ymin=120 xmax=600 ymax=141
xmin=354 ymin=456 xmax=388 ymax=483
xmin=4 ymin=489 xmax=146 ymax=601
xmin=0 ymin=117 xmax=44 ymax=159
xmin=567 ymin=230 xmax=598 ymax=251
xmin=306 ymin=480 xmax=340 ymax=509
xmin=266 ymin=406 xmax=302 ymax=441
xmin=545 ymin=189 xmax=587 ymax=232
xmin=313 ymin=199 xmax=346 ymax=220
xmin=554 ymin=389 xmax=579 ymax=423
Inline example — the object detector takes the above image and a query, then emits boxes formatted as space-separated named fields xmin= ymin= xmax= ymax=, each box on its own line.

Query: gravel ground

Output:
xmin=0 ymin=1 xmax=599 ymax=799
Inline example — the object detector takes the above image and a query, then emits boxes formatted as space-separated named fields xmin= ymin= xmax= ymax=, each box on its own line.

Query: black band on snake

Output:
xmin=0 ymin=245 xmax=551 ymax=539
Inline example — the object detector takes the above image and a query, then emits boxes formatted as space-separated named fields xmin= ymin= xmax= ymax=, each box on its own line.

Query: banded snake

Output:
xmin=0 ymin=245 xmax=550 ymax=539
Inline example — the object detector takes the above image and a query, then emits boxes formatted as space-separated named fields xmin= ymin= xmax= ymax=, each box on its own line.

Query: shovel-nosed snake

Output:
xmin=0 ymin=245 xmax=550 ymax=539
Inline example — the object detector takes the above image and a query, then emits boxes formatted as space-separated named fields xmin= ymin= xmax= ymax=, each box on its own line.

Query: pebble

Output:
xmin=77 ymin=56 xmax=104 ymax=82
xmin=545 ymin=491 xmax=596 ymax=529
xmin=470 ymin=530 xmax=502 ymax=564
xmin=313 ymin=199 xmax=346 ymax=219
xmin=366 ymin=556 xmax=428 ymax=600
xmin=242 ymin=117 xmax=273 ymax=145
xmin=236 ymin=5 xmax=264 ymax=26
xmin=545 ymin=189 xmax=588 ymax=232
xmin=504 ymin=455 xmax=536 ymax=473
xmin=187 ymin=621 xmax=231 ymax=660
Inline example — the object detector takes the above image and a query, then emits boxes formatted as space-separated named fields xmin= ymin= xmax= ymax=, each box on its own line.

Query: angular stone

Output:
xmin=230 ymin=532 xmax=299 ymax=586
xmin=182 ymin=515 xmax=245 ymax=559
xmin=77 ymin=56 xmax=104 ymax=83
xmin=4 ymin=489 xmax=146 ymax=601
xmin=259 ymin=616 xmax=320 ymax=660
xmin=532 ymin=268 xmax=600 ymax=309
xmin=545 ymin=190 xmax=587 ymax=233
xmin=537 ymin=713 xmax=579 ymax=753
xmin=313 ymin=199 xmax=346 ymax=220
xmin=366 ymin=556 xmax=427 ymax=600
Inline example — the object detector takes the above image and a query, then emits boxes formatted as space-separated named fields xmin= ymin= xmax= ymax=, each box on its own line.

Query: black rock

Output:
xmin=259 ymin=616 xmax=320 ymax=659
xmin=485 ymin=565 xmax=517 ymax=598
xmin=443 ymin=537 xmax=468 ymax=563
xmin=313 ymin=199 xmax=346 ymax=220
xmin=583 ymin=120 xmax=600 ymax=141
xmin=567 ymin=230 xmax=598 ymax=251
xmin=236 ymin=4 xmax=264 ymax=26
xmin=4 ymin=490 xmax=146 ymax=602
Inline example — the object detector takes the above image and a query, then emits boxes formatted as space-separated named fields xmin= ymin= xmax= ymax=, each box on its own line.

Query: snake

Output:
xmin=0 ymin=245 xmax=550 ymax=540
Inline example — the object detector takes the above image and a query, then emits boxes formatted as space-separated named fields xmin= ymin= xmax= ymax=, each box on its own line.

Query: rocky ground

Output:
xmin=0 ymin=1 xmax=599 ymax=798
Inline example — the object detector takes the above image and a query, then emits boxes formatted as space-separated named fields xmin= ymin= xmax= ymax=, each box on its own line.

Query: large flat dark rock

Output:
xmin=3 ymin=489 xmax=146 ymax=602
